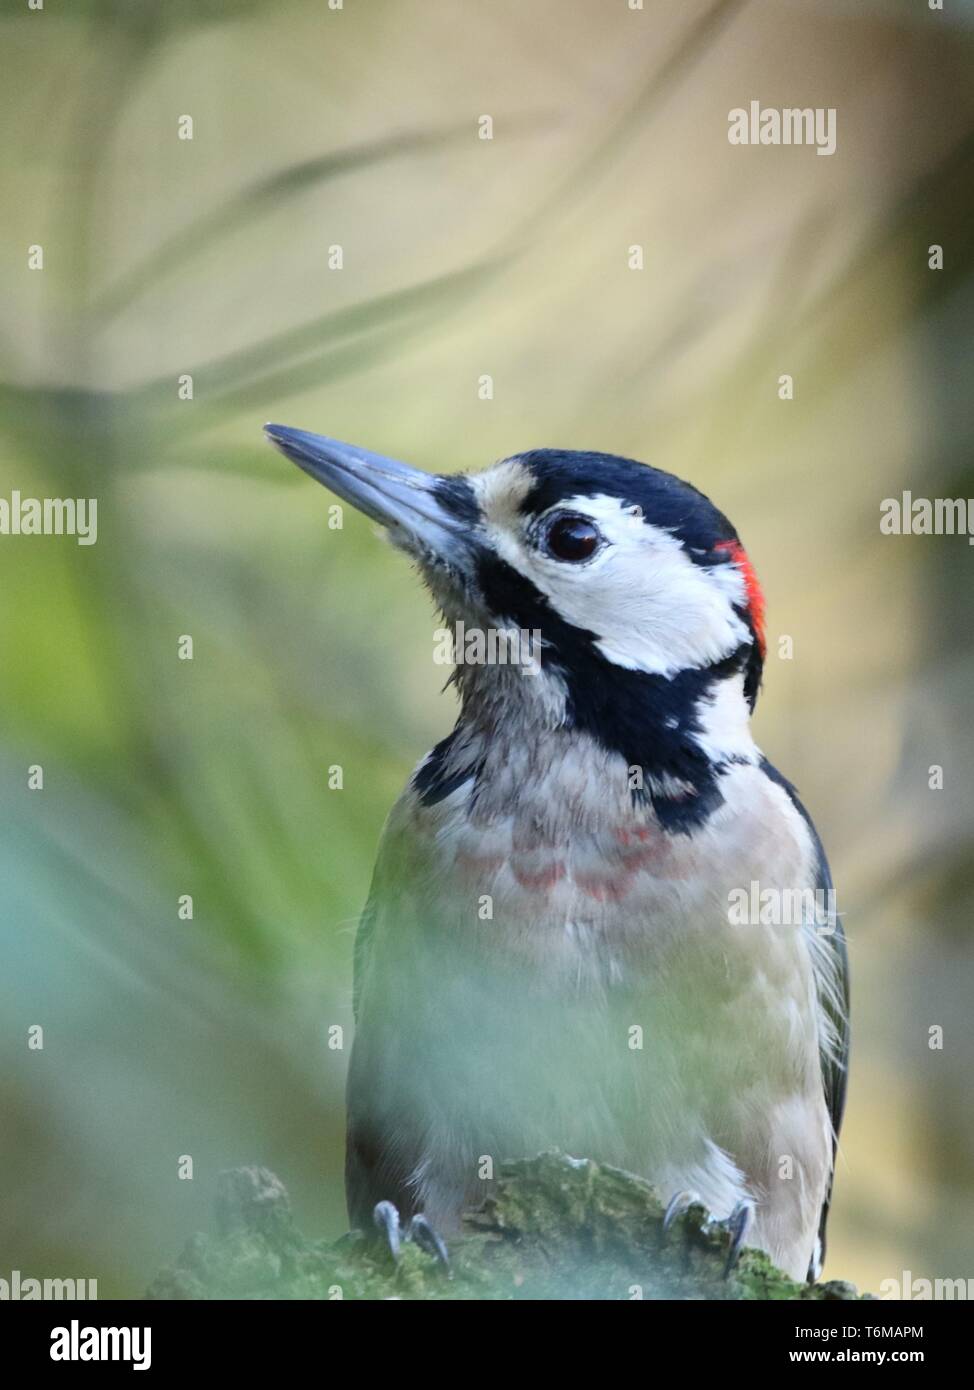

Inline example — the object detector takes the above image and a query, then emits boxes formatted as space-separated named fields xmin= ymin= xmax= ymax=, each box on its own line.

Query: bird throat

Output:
xmin=425 ymin=649 xmax=756 ymax=834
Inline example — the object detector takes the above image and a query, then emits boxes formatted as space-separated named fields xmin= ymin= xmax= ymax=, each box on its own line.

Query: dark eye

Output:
xmin=544 ymin=514 xmax=601 ymax=562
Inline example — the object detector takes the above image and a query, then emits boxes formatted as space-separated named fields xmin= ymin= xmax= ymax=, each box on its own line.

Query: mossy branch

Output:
xmin=147 ymin=1153 xmax=863 ymax=1301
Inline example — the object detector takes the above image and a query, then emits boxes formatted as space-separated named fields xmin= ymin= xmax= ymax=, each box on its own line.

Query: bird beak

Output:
xmin=264 ymin=423 xmax=472 ymax=566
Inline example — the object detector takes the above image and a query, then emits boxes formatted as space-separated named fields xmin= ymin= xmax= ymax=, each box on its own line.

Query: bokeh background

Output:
xmin=2 ymin=0 xmax=973 ymax=1297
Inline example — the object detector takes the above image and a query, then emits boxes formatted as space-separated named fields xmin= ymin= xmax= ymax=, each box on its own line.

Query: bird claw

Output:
xmin=662 ymin=1190 xmax=754 ymax=1276
xmin=710 ymin=1199 xmax=755 ymax=1277
xmin=662 ymin=1189 xmax=700 ymax=1235
xmin=407 ymin=1213 xmax=450 ymax=1270
xmin=371 ymin=1202 xmax=449 ymax=1272
xmin=372 ymin=1199 xmax=401 ymax=1260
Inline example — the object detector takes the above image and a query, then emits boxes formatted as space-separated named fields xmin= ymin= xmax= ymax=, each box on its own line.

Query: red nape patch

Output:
xmin=715 ymin=539 xmax=766 ymax=657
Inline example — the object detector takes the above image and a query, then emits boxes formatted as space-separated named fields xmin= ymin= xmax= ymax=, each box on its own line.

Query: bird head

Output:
xmin=265 ymin=425 xmax=767 ymax=828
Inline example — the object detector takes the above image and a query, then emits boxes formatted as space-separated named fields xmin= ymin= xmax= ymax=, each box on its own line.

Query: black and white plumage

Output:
xmin=264 ymin=425 xmax=850 ymax=1282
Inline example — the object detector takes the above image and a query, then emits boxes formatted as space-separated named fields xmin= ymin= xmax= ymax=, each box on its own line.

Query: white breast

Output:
xmin=363 ymin=730 xmax=832 ymax=1278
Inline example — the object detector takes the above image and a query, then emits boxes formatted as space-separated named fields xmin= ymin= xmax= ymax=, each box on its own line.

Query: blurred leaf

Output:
xmin=131 ymin=255 xmax=507 ymax=434
xmin=91 ymin=118 xmax=548 ymax=322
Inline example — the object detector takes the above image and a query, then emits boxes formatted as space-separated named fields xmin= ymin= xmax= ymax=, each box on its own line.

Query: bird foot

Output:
xmin=662 ymin=1188 xmax=701 ymax=1233
xmin=705 ymin=1199 xmax=755 ymax=1276
xmin=662 ymin=1190 xmax=754 ymax=1277
xmin=372 ymin=1201 xmax=450 ymax=1271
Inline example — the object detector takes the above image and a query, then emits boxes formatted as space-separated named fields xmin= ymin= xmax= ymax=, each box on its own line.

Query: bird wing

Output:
xmin=760 ymin=757 xmax=850 ymax=1279
xmin=345 ymin=887 xmax=419 ymax=1227
xmin=351 ymin=892 xmax=377 ymax=1022
xmin=344 ymin=797 xmax=435 ymax=1230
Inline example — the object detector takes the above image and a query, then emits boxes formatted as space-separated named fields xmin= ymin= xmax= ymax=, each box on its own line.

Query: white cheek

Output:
xmin=486 ymin=505 xmax=750 ymax=678
xmin=581 ymin=554 xmax=749 ymax=676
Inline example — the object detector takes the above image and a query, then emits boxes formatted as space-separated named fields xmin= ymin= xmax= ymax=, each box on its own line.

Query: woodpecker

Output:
xmin=264 ymin=424 xmax=850 ymax=1283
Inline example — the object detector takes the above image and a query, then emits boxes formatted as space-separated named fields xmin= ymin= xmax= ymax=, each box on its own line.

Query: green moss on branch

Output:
xmin=147 ymin=1152 xmax=863 ymax=1301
